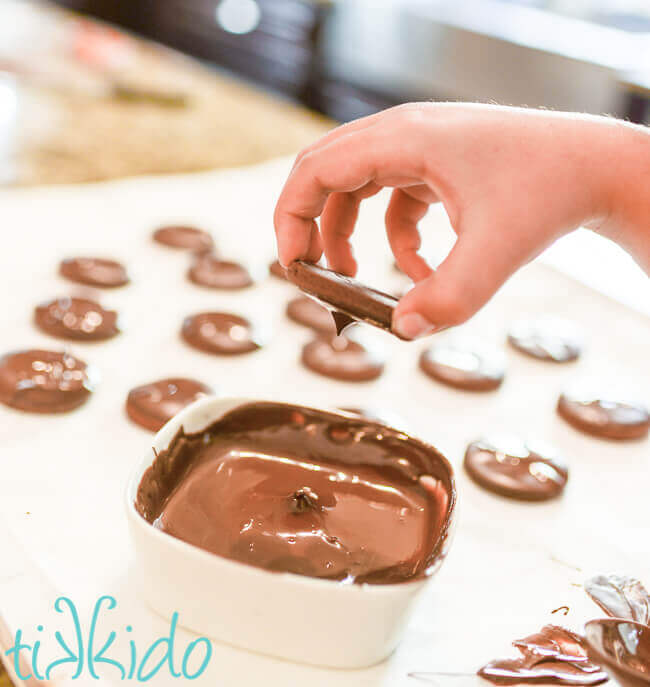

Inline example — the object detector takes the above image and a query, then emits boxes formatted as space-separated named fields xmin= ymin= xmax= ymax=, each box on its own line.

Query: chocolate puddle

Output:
xmin=35 ymin=297 xmax=119 ymax=341
xmin=585 ymin=620 xmax=650 ymax=686
xmin=301 ymin=335 xmax=385 ymax=382
xmin=181 ymin=312 xmax=262 ymax=355
xmin=59 ymin=257 xmax=129 ymax=288
xmin=479 ymin=625 xmax=609 ymax=685
xmin=188 ymin=255 xmax=253 ymax=290
xmin=153 ymin=225 xmax=214 ymax=252
xmin=136 ymin=402 xmax=455 ymax=584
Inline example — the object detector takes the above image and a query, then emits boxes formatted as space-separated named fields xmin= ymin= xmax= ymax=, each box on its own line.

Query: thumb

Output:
xmin=392 ymin=231 xmax=521 ymax=340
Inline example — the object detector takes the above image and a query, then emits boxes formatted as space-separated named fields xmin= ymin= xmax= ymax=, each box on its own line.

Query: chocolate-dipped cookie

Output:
xmin=464 ymin=436 xmax=568 ymax=501
xmin=153 ymin=225 xmax=214 ymax=252
xmin=188 ymin=255 xmax=253 ymax=290
xmin=557 ymin=392 xmax=649 ymax=440
xmin=302 ymin=336 xmax=384 ymax=382
xmin=0 ymin=349 xmax=94 ymax=413
xmin=419 ymin=343 xmax=505 ymax=391
xmin=508 ymin=317 xmax=582 ymax=362
xmin=34 ymin=297 xmax=119 ymax=341
xmin=59 ymin=257 xmax=129 ymax=288
xmin=286 ymin=296 xmax=335 ymax=334
xmin=181 ymin=312 xmax=262 ymax=355
xmin=126 ymin=378 xmax=212 ymax=431
xmin=287 ymin=261 xmax=400 ymax=337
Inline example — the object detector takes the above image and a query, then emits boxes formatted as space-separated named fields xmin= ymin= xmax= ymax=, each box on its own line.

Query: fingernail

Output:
xmin=393 ymin=313 xmax=436 ymax=340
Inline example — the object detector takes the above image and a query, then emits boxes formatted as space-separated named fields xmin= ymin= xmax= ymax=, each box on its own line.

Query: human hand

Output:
xmin=274 ymin=102 xmax=649 ymax=339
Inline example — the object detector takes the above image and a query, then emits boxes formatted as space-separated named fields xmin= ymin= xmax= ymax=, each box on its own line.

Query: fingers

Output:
xmin=392 ymin=226 xmax=523 ymax=339
xmin=385 ymin=188 xmax=435 ymax=281
xmin=274 ymin=118 xmax=426 ymax=266
xmin=320 ymin=182 xmax=382 ymax=275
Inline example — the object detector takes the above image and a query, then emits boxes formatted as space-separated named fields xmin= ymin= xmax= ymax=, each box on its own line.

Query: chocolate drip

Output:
xmin=136 ymin=402 xmax=456 ymax=584
xmin=34 ymin=297 xmax=119 ymax=341
xmin=479 ymin=625 xmax=609 ymax=686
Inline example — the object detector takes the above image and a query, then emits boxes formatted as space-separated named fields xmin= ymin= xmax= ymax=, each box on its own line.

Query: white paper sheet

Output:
xmin=0 ymin=157 xmax=648 ymax=686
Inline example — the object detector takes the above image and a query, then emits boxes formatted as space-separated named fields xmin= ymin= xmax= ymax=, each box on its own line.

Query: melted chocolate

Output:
xmin=419 ymin=344 xmax=505 ymax=391
xmin=286 ymin=296 xmax=336 ymax=334
xmin=508 ymin=318 xmax=582 ymax=362
xmin=188 ymin=255 xmax=253 ymax=290
xmin=0 ymin=349 xmax=94 ymax=413
xmin=585 ymin=620 xmax=650 ymax=687
xmin=557 ymin=393 xmax=649 ymax=441
xmin=287 ymin=261 xmax=401 ymax=338
xmin=584 ymin=575 xmax=650 ymax=625
xmin=59 ymin=257 xmax=129 ymax=288
xmin=126 ymin=378 xmax=213 ymax=432
xmin=479 ymin=625 xmax=609 ymax=686
xmin=269 ymin=260 xmax=287 ymax=280
xmin=464 ymin=437 xmax=568 ymax=501
xmin=34 ymin=297 xmax=119 ymax=341
xmin=301 ymin=336 xmax=384 ymax=382
xmin=152 ymin=225 xmax=214 ymax=252
xmin=136 ymin=402 xmax=456 ymax=584
xmin=181 ymin=312 xmax=262 ymax=355
xmin=339 ymin=407 xmax=400 ymax=426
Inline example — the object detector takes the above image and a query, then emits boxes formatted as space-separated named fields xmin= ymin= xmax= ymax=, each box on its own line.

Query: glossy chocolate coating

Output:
xmin=557 ymin=393 xmax=649 ymax=441
xmin=287 ymin=261 xmax=401 ymax=338
xmin=479 ymin=625 xmax=609 ymax=686
xmin=59 ymin=257 xmax=129 ymax=288
xmin=419 ymin=344 xmax=505 ymax=391
xmin=34 ymin=297 xmax=119 ymax=341
xmin=136 ymin=402 xmax=456 ymax=584
xmin=584 ymin=574 xmax=650 ymax=625
xmin=181 ymin=312 xmax=261 ymax=355
xmin=302 ymin=336 xmax=384 ymax=382
xmin=269 ymin=260 xmax=287 ymax=280
xmin=585 ymin=620 xmax=650 ymax=687
xmin=0 ymin=349 xmax=94 ymax=413
xmin=508 ymin=318 xmax=581 ymax=362
xmin=339 ymin=407 xmax=399 ymax=426
xmin=153 ymin=225 xmax=214 ymax=252
xmin=464 ymin=437 xmax=568 ymax=501
xmin=126 ymin=378 xmax=213 ymax=432
xmin=286 ymin=296 xmax=335 ymax=334
xmin=188 ymin=255 xmax=253 ymax=290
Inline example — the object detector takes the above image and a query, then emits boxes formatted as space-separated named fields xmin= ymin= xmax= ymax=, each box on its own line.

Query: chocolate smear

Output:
xmin=479 ymin=625 xmax=609 ymax=685
xmin=584 ymin=574 xmax=650 ymax=625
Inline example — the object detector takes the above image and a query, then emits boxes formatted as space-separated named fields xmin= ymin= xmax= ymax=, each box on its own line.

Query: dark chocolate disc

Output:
xmin=419 ymin=343 xmax=505 ymax=391
xmin=301 ymin=336 xmax=384 ymax=382
xmin=464 ymin=436 xmax=568 ymax=501
xmin=508 ymin=317 xmax=581 ymax=362
xmin=126 ymin=378 xmax=213 ymax=432
xmin=153 ymin=225 xmax=214 ymax=252
xmin=34 ymin=297 xmax=119 ymax=341
xmin=269 ymin=260 xmax=287 ymax=280
xmin=59 ymin=257 xmax=129 ymax=288
xmin=0 ymin=349 xmax=94 ymax=413
xmin=188 ymin=255 xmax=253 ymax=290
xmin=557 ymin=392 xmax=649 ymax=441
xmin=286 ymin=296 xmax=335 ymax=334
xmin=181 ymin=312 xmax=262 ymax=355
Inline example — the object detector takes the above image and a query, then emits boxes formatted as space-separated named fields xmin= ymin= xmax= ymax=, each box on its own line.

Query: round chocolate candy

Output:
xmin=419 ymin=343 xmax=505 ymax=391
xmin=181 ymin=312 xmax=262 ymax=355
xmin=557 ymin=392 xmax=649 ymax=441
xmin=269 ymin=260 xmax=287 ymax=280
xmin=126 ymin=378 xmax=213 ymax=431
xmin=152 ymin=225 xmax=213 ymax=252
xmin=286 ymin=296 xmax=335 ymax=334
xmin=34 ymin=297 xmax=119 ymax=341
xmin=464 ymin=436 xmax=568 ymax=501
xmin=508 ymin=317 xmax=582 ymax=362
xmin=0 ymin=349 xmax=94 ymax=413
xmin=59 ymin=257 xmax=129 ymax=288
xmin=188 ymin=255 xmax=253 ymax=290
xmin=301 ymin=336 xmax=384 ymax=382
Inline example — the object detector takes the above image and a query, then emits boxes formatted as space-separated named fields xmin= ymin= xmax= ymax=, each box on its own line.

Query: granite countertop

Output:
xmin=2 ymin=2 xmax=332 ymax=187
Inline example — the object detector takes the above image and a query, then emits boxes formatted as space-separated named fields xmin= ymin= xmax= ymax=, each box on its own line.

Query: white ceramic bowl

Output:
xmin=126 ymin=396 xmax=456 ymax=669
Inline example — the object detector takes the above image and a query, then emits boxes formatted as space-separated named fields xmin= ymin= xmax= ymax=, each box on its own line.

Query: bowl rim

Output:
xmin=125 ymin=394 xmax=458 ymax=593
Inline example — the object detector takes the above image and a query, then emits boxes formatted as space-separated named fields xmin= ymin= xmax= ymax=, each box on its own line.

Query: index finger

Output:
xmin=273 ymin=120 xmax=427 ymax=266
